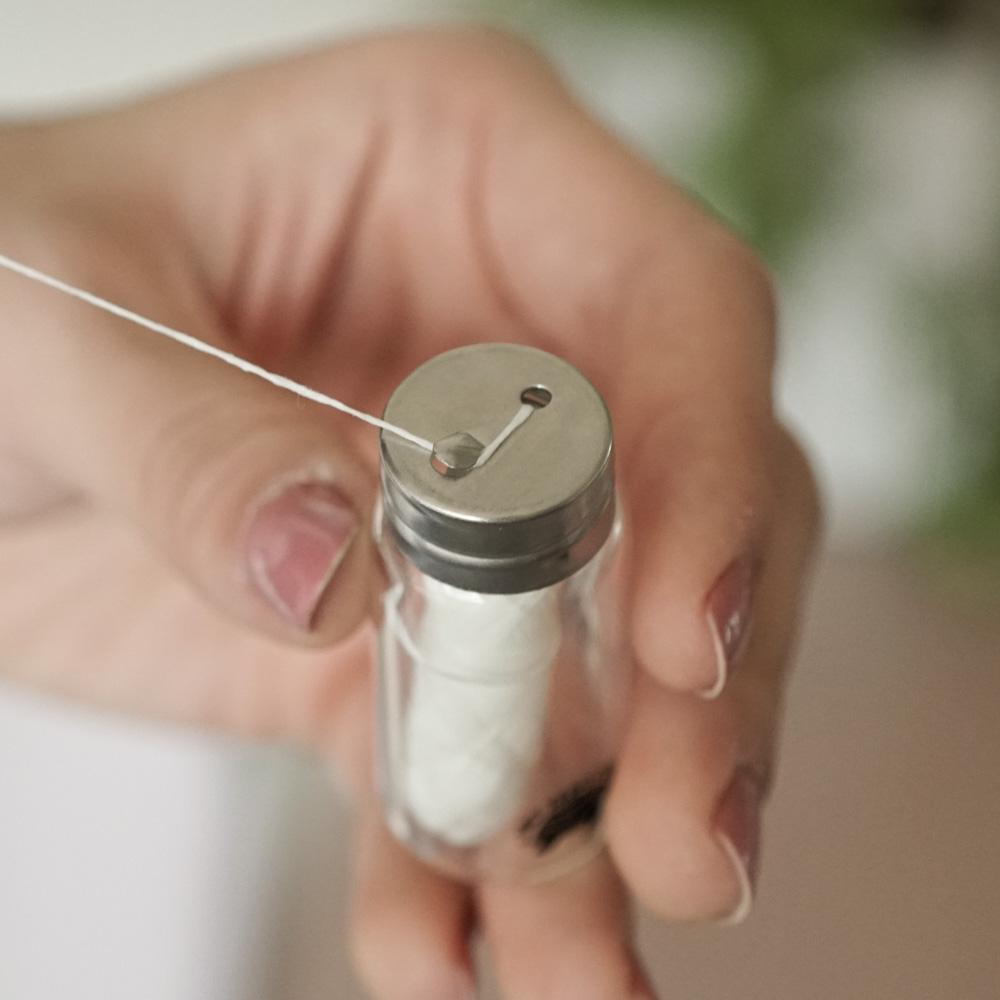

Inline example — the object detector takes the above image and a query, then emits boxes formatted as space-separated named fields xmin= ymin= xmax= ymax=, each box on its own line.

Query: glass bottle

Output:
xmin=374 ymin=343 xmax=629 ymax=883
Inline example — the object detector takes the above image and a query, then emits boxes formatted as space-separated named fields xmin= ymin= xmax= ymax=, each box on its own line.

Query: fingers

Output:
xmin=625 ymin=406 xmax=774 ymax=697
xmin=478 ymin=855 xmax=655 ymax=1000
xmin=607 ymin=440 xmax=821 ymax=922
xmin=604 ymin=673 xmax=764 ymax=924
xmin=404 ymin=31 xmax=790 ymax=699
xmin=1 ymin=256 xmax=375 ymax=648
xmin=351 ymin=809 xmax=476 ymax=1000
xmin=612 ymin=238 xmax=781 ymax=697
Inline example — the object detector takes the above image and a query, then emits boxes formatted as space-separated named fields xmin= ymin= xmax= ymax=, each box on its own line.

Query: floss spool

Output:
xmin=376 ymin=344 xmax=630 ymax=882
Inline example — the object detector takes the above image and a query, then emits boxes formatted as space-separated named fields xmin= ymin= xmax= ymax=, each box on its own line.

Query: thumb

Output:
xmin=7 ymin=261 xmax=376 ymax=646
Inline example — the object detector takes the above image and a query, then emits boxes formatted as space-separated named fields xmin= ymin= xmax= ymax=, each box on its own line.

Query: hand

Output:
xmin=0 ymin=28 xmax=820 ymax=999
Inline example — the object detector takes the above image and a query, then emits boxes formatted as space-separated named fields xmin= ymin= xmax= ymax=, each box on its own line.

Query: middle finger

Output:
xmin=478 ymin=855 xmax=654 ymax=999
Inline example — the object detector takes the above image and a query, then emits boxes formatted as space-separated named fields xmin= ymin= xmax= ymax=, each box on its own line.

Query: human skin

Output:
xmin=0 ymin=28 xmax=820 ymax=1000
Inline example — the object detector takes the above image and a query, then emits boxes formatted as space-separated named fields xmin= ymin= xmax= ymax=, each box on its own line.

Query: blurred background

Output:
xmin=1 ymin=1 xmax=998 ymax=997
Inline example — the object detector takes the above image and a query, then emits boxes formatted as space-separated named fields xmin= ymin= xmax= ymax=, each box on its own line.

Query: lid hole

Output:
xmin=521 ymin=386 xmax=552 ymax=408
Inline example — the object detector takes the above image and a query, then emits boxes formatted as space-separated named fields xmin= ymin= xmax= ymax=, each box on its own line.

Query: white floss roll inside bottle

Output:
xmin=375 ymin=343 xmax=630 ymax=883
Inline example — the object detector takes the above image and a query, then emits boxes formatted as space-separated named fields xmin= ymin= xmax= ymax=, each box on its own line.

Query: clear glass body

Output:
xmin=374 ymin=504 xmax=629 ymax=883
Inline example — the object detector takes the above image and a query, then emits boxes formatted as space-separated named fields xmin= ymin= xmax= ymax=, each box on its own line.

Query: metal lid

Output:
xmin=379 ymin=343 xmax=615 ymax=593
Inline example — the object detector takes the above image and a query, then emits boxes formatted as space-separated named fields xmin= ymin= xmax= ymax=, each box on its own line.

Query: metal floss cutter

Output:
xmin=379 ymin=343 xmax=615 ymax=593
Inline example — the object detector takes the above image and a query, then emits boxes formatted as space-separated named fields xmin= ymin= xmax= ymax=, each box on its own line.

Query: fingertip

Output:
xmin=603 ymin=680 xmax=750 ymax=924
xmin=351 ymin=814 xmax=476 ymax=1000
xmin=631 ymin=546 xmax=758 ymax=698
xmin=237 ymin=469 xmax=378 ymax=647
xmin=478 ymin=856 xmax=643 ymax=1000
xmin=606 ymin=790 xmax=744 ymax=926
xmin=244 ymin=480 xmax=361 ymax=628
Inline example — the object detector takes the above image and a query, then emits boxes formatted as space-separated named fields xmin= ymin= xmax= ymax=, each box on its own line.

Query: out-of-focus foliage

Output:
xmin=919 ymin=274 xmax=1000 ymax=565
xmin=573 ymin=0 xmax=966 ymax=255
xmin=571 ymin=0 xmax=1000 ymax=568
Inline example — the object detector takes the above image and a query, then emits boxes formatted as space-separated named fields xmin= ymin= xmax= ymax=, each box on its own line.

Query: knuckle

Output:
xmin=689 ymin=230 xmax=778 ymax=367
xmin=136 ymin=394 xmax=226 ymax=552
xmin=427 ymin=24 xmax=550 ymax=75
xmin=722 ymin=240 xmax=778 ymax=358
xmin=137 ymin=396 xmax=288 ymax=561
xmin=724 ymin=237 xmax=777 ymax=311
xmin=695 ymin=221 xmax=775 ymax=303
xmin=370 ymin=24 xmax=558 ymax=103
xmin=774 ymin=425 xmax=824 ymax=543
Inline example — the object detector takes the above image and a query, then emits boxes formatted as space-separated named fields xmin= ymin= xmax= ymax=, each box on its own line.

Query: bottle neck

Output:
xmin=380 ymin=484 xmax=616 ymax=594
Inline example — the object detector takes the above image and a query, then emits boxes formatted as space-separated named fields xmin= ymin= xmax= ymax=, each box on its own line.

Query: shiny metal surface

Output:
xmin=380 ymin=344 xmax=615 ymax=592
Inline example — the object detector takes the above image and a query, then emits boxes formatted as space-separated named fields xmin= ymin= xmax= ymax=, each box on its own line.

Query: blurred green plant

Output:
xmin=918 ymin=272 xmax=1000 ymax=568
xmin=575 ymin=0 xmax=910 ymax=255
xmin=566 ymin=0 xmax=1000 ymax=570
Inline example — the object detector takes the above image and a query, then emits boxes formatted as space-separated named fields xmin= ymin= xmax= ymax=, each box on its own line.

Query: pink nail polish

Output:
xmin=713 ymin=768 xmax=762 ymax=924
xmin=246 ymin=481 xmax=358 ymax=630
xmin=702 ymin=557 xmax=755 ymax=698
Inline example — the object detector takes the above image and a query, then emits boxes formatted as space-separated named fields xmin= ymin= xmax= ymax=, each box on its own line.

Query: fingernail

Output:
xmin=246 ymin=481 xmax=358 ymax=630
xmin=701 ymin=556 xmax=755 ymax=699
xmin=712 ymin=768 xmax=762 ymax=925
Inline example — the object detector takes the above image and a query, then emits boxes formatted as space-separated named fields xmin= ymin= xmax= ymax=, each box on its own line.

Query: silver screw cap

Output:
xmin=379 ymin=343 xmax=615 ymax=593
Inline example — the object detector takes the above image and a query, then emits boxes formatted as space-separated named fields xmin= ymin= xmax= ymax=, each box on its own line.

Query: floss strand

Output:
xmin=0 ymin=252 xmax=434 ymax=452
